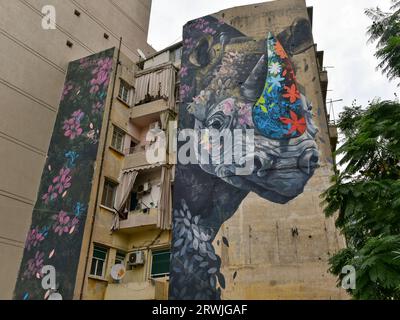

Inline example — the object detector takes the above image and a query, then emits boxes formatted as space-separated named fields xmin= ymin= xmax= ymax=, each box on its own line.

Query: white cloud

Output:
xmin=148 ymin=0 xmax=399 ymax=118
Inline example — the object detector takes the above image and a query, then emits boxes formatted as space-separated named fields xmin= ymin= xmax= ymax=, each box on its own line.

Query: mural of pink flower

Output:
xmin=42 ymin=167 xmax=73 ymax=204
xmin=92 ymin=102 xmax=104 ymax=114
xmin=42 ymin=185 xmax=58 ymax=204
xmin=52 ymin=211 xmax=80 ymax=236
xmin=63 ymin=110 xmax=85 ymax=140
xmin=24 ymin=251 xmax=44 ymax=279
xmin=79 ymin=57 xmax=91 ymax=69
xmin=194 ymin=18 xmax=209 ymax=31
xmin=90 ymin=57 xmax=112 ymax=94
xmin=184 ymin=38 xmax=194 ymax=50
xmin=25 ymin=227 xmax=45 ymax=251
xmin=203 ymin=27 xmax=216 ymax=35
xmin=52 ymin=168 xmax=72 ymax=195
xmin=238 ymin=103 xmax=254 ymax=127
xmin=69 ymin=217 xmax=79 ymax=234
xmin=222 ymin=99 xmax=235 ymax=115
xmin=64 ymin=122 xmax=83 ymax=140
xmin=72 ymin=110 xmax=84 ymax=121
xmin=61 ymin=83 xmax=73 ymax=101
xmin=53 ymin=211 xmax=71 ymax=236
xmin=179 ymin=66 xmax=188 ymax=78
xmin=180 ymin=84 xmax=191 ymax=100
xmin=90 ymin=84 xmax=100 ymax=94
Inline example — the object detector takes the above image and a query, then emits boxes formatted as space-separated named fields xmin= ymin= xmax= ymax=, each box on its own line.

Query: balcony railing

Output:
xmin=124 ymin=144 xmax=146 ymax=155
xmin=119 ymin=208 xmax=158 ymax=231
xmin=123 ymin=142 xmax=166 ymax=170
xmin=104 ymin=278 xmax=168 ymax=300
xmin=130 ymin=98 xmax=170 ymax=119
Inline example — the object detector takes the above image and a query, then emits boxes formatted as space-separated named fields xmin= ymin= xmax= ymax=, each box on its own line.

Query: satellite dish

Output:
xmin=137 ymin=49 xmax=147 ymax=60
xmin=111 ymin=264 xmax=126 ymax=281
xmin=48 ymin=292 xmax=63 ymax=300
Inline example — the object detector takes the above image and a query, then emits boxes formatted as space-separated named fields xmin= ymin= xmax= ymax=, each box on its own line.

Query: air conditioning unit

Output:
xmin=128 ymin=251 xmax=145 ymax=266
xmin=137 ymin=182 xmax=150 ymax=194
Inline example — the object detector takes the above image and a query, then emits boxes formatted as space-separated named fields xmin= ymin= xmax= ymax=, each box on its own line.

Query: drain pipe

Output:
xmin=79 ymin=38 xmax=122 ymax=300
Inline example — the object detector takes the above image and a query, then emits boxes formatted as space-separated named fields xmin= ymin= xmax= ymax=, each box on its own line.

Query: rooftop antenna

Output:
xmin=327 ymin=99 xmax=343 ymax=125
xmin=323 ymin=66 xmax=335 ymax=71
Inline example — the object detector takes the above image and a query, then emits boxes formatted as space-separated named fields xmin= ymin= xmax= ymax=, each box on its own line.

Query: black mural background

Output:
xmin=169 ymin=15 xmax=319 ymax=300
xmin=14 ymin=48 xmax=115 ymax=300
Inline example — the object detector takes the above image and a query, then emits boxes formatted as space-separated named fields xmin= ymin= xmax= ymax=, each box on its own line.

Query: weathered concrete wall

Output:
xmin=211 ymin=0 xmax=346 ymax=300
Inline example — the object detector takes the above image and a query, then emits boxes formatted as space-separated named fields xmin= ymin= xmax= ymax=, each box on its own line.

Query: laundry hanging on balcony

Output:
xmin=111 ymin=170 xmax=138 ymax=231
xmin=134 ymin=63 xmax=176 ymax=107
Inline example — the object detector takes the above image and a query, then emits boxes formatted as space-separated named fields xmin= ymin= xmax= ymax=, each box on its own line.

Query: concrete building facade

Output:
xmin=213 ymin=0 xmax=343 ymax=300
xmin=7 ymin=0 xmax=344 ymax=300
xmin=74 ymin=0 xmax=345 ymax=297
xmin=0 ymin=0 xmax=154 ymax=299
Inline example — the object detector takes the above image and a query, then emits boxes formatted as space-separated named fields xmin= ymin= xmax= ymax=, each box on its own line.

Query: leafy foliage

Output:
xmin=365 ymin=1 xmax=400 ymax=84
xmin=322 ymin=100 xmax=400 ymax=299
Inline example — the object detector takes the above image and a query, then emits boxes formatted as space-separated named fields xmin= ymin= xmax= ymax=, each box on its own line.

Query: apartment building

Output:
xmin=13 ymin=42 xmax=180 ymax=300
xmin=80 ymin=44 xmax=181 ymax=300
xmin=0 ymin=0 xmax=154 ymax=299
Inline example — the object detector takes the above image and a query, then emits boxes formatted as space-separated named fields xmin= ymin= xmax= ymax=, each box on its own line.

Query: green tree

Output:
xmin=321 ymin=0 xmax=400 ymax=300
xmin=322 ymin=100 xmax=400 ymax=299
xmin=365 ymin=0 xmax=400 ymax=84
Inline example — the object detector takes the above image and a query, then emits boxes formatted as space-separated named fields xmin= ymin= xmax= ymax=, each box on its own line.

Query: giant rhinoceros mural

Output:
xmin=170 ymin=15 xmax=319 ymax=300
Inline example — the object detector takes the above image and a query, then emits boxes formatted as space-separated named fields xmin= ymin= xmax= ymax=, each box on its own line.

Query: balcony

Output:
xmin=319 ymin=70 xmax=328 ymax=105
xmin=104 ymin=278 xmax=168 ymax=300
xmin=131 ymin=99 xmax=170 ymax=123
xmin=328 ymin=123 xmax=338 ymax=153
xmin=119 ymin=208 xmax=158 ymax=233
xmin=123 ymin=147 xmax=149 ymax=170
xmin=123 ymin=144 xmax=166 ymax=171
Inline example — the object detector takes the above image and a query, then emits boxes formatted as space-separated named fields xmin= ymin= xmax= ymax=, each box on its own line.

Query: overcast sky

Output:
xmin=147 ymin=0 xmax=399 ymax=119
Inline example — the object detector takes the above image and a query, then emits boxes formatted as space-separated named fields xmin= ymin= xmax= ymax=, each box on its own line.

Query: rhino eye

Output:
xmin=207 ymin=112 xmax=226 ymax=130
xmin=210 ymin=119 xmax=223 ymax=130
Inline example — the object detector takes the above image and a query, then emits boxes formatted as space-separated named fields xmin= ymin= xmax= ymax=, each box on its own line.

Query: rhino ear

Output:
xmin=252 ymin=33 xmax=308 ymax=140
xmin=187 ymin=103 xmax=207 ymax=122
xmin=240 ymin=53 xmax=267 ymax=103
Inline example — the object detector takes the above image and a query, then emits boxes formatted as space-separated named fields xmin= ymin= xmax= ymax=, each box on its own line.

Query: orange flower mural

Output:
xmin=280 ymin=111 xmax=307 ymax=135
xmin=275 ymin=41 xmax=288 ymax=59
xmin=283 ymin=84 xmax=301 ymax=103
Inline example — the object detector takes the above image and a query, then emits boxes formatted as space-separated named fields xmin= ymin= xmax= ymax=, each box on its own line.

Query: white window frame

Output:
xmin=115 ymin=251 xmax=126 ymax=265
xmin=101 ymin=178 xmax=118 ymax=209
xmin=118 ymin=79 xmax=133 ymax=106
xmin=90 ymin=245 xmax=108 ymax=278
xmin=111 ymin=126 xmax=125 ymax=152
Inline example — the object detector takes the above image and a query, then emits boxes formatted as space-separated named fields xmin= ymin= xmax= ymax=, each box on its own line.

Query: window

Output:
xmin=151 ymin=249 xmax=170 ymax=278
xmin=102 ymin=179 xmax=117 ymax=208
xmin=115 ymin=251 xmax=126 ymax=265
xmin=118 ymin=79 xmax=132 ymax=105
xmin=111 ymin=126 xmax=125 ymax=152
xmin=90 ymin=245 xmax=108 ymax=277
xmin=129 ymin=192 xmax=138 ymax=211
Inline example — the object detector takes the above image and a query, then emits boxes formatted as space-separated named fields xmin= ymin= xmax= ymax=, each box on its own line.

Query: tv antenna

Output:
xmin=327 ymin=99 xmax=343 ymax=125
